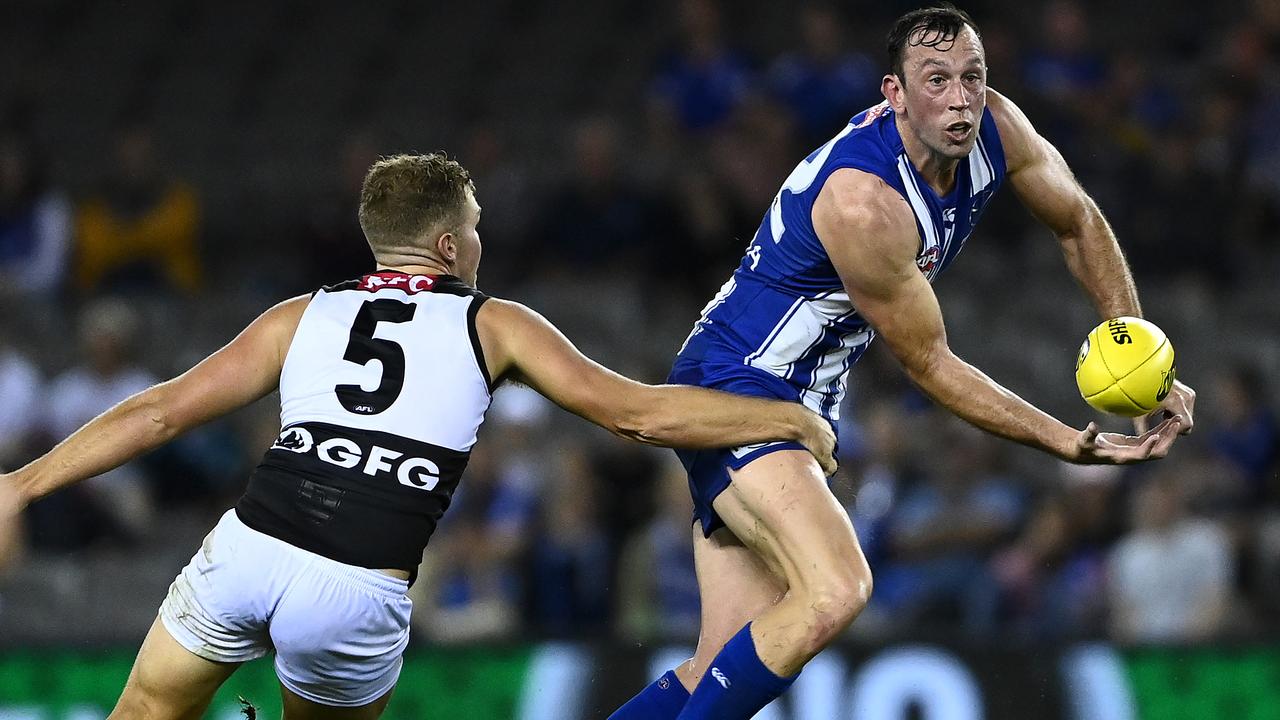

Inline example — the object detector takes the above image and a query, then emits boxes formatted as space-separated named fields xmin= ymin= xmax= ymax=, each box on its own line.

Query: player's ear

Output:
xmin=882 ymin=74 xmax=905 ymax=110
xmin=435 ymin=232 xmax=457 ymax=263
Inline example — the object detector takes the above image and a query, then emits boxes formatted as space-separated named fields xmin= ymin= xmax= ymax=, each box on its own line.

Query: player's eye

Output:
xmin=963 ymin=73 xmax=982 ymax=83
xmin=929 ymin=75 xmax=945 ymax=86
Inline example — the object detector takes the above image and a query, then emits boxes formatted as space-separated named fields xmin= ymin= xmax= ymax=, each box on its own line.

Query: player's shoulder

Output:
xmin=261 ymin=294 xmax=311 ymax=327
xmin=471 ymin=296 xmax=567 ymax=387
xmin=983 ymin=87 xmax=1020 ymax=120
xmin=255 ymin=294 xmax=312 ymax=357
xmin=474 ymin=296 xmax=541 ymax=333
xmin=818 ymin=166 xmax=914 ymax=233
xmin=813 ymin=166 xmax=918 ymax=268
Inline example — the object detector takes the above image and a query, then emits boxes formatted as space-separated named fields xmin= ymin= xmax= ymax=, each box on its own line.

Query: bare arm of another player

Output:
xmin=474 ymin=299 xmax=837 ymax=474
xmin=0 ymin=479 xmax=23 ymax=571
xmin=4 ymin=296 xmax=310 ymax=505
xmin=812 ymin=168 xmax=1178 ymax=464
xmin=990 ymin=89 xmax=1195 ymax=432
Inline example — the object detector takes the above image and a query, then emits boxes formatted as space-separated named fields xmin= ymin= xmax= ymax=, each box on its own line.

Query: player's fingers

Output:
xmin=1148 ymin=416 xmax=1182 ymax=458
xmin=1132 ymin=417 xmax=1183 ymax=460
xmin=1073 ymin=423 xmax=1100 ymax=462
xmin=1179 ymin=395 xmax=1195 ymax=435
xmin=1133 ymin=413 xmax=1150 ymax=434
xmin=819 ymin=453 xmax=837 ymax=477
xmin=1142 ymin=414 xmax=1178 ymax=438
xmin=1078 ymin=422 xmax=1100 ymax=448
xmin=1168 ymin=382 xmax=1195 ymax=435
xmin=1131 ymin=431 xmax=1161 ymax=461
xmin=1104 ymin=429 xmax=1157 ymax=462
xmin=821 ymin=429 xmax=837 ymax=476
xmin=1090 ymin=432 xmax=1134 ymax=463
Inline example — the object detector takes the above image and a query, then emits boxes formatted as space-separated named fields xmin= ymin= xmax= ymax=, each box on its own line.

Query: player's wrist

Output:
xmin=787 ymin=404 xmax=818 ymax=442
xmin=1050 ymin=425 xmax=1084 ymax=462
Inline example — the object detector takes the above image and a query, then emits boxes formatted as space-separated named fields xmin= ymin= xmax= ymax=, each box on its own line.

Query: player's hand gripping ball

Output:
xmin=1075 ymin=317 xmax=1176 ymax=417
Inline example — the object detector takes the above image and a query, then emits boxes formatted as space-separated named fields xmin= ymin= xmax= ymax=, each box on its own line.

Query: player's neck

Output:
xmin=376 ymin=260 xmax=453 ymax=277
xmin=896 ymin=117 xmax=960 ymax=196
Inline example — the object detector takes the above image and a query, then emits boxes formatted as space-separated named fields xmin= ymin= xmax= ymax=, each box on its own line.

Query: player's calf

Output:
xmin=671 ymin=569 xmax=872 ymax=720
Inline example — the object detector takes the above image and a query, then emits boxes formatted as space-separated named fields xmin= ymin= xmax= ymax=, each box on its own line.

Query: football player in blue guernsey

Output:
xmin=0 ymin=153 xmax=839 ymax=719
xmin=609 ymin=5 xmax=1196 ymax=720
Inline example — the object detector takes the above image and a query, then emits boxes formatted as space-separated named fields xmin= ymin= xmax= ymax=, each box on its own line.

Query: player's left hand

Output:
xmin=1134 ymin=379 xmax=1195 ymax=435
xmin=792 ymin=407 xmax=838 ymax=477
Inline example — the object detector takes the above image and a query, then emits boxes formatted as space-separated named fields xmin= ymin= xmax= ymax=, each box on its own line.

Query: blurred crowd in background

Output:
xmin=0 ymin=0 xmax=1278 ymax=647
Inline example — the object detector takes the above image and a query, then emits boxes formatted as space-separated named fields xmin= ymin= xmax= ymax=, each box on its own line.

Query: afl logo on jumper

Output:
xmin=853 ymin=101 xmax=891 ymax=129
xmin=916 ymin=245 xmax=941 ymax=274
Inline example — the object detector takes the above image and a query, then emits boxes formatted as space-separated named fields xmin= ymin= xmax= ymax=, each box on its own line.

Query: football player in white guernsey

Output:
xmin=609 ymin=6 xmax=1197 ymax=720
xmin=0 ymin=153 xmax=839 ymax=719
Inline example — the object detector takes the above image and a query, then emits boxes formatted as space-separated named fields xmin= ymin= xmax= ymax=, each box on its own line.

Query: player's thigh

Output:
xmin=712 ymin=449 xmax=868 ymax=597
xmin=693 ymin=523 xmax=786 ymax=643
xmin=110 ymin=618 xmax=241 ymax=720
xmin=280 ymin=684 xmax=394 ymax=720
xmin=682 ymin=523 xmax=787 ymax=682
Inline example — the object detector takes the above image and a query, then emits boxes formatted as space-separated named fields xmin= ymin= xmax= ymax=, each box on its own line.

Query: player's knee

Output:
xmin=804 ymin=561 xmax=873 ymax=645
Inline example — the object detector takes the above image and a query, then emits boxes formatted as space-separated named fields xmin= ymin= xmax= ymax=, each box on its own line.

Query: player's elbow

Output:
xmin=128 ymin=386 xmax=184 ymax=444
xmin=901 ymin=342 xmax=953 ymax=390
xmin=1057 ymin=195 xmax=1105 ymax=246
xmin=612 ymin=422 xmax=665 ymax=447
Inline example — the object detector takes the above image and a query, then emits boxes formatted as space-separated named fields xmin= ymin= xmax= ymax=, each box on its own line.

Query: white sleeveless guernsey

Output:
xmin=236 ymin=271 xmax=492 ymax=572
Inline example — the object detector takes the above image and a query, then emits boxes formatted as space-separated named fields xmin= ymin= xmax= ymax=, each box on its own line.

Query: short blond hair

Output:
xmin=357 ymin=153 xmax=474 ymax=255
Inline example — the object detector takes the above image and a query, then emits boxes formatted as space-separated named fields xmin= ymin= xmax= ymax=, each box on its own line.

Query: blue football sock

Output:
xmin=675 ymin=623 xmax=796 ymax=719
xmin=608 ymin=669 xmax=691 ymax=720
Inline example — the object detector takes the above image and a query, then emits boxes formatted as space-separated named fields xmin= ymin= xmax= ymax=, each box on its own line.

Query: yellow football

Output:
xmin=1075 ymin=317 xmax=1176 ymax=417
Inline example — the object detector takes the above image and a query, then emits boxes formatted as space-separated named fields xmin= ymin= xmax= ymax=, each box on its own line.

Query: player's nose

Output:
xmin=947 ymin=84 xmax=971 ymax=111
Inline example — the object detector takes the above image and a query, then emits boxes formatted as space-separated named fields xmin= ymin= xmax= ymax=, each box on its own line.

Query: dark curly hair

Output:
xmin=886 ymin=4 xmax=982 ymax=88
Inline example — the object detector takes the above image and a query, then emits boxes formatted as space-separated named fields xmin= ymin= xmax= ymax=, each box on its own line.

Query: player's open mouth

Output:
xmin=945 ymin=122 xmax=972 ymax=141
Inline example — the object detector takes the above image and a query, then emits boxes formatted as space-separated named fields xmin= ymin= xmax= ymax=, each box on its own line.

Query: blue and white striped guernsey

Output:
xmin=671 ymin=101 xmax=1007 ymax=423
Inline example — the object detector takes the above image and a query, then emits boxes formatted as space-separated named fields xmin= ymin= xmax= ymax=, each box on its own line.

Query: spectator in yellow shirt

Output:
xmin=75 ymin=126 xmax=201 ymax=294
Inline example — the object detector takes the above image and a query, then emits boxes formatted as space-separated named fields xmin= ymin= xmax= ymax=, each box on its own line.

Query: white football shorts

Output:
xmin=158 ymin=509 xmax=412 ymax=707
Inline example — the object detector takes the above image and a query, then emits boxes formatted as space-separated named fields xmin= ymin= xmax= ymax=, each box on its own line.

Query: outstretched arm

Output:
xmin=991 ymin=89 xmax=1139 ymax=319
xmin=991 ymin=89 xmax=1195 ymax=431
xmin=474 ymin=299 xmax=837 ymax=474
xmin=6 ymin=296 xmax=310 ymax=504
xmin=813 ymin=167 xmax=1179 ymax=464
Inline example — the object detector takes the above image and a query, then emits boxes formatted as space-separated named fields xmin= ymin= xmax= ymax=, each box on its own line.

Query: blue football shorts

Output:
xmin=668 ymin=360 xmax=817 ymax=537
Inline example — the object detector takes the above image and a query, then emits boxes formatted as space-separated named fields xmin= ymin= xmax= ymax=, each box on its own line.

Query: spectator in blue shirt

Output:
xmin=768 ymin=4 xmax=880 ymax=146
xmin=651 ymin=0 xmax=754 ymax=132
